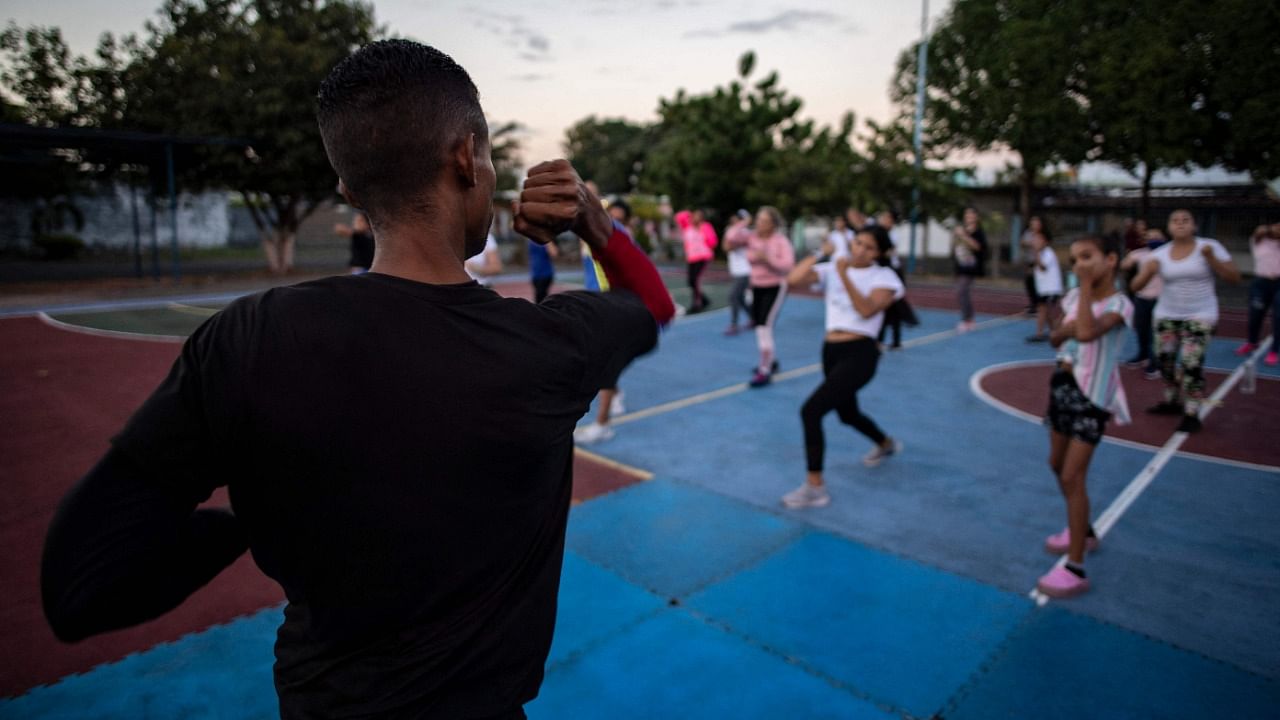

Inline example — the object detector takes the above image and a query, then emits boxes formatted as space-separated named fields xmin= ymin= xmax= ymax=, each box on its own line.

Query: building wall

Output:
xmin=0 ymin=183 xmax=231 ymax=252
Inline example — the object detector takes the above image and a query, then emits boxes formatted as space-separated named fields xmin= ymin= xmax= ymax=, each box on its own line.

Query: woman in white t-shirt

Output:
xmin=1028 ymin=232 xmax=1064 ymax=342
xmin=778 ymin=226 xmax=905 ymax=510
xmin=1131 ymin=209 xmax=1241 ymax=433
xmin=724 ymin=210 xmax=754 ymax=336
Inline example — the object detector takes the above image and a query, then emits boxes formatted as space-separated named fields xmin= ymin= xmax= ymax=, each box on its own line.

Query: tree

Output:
xmin=1076 ymin=0 xmax=1214 ymax=219
xmin=893 ymin=0 xmax=1093 ymax=225
xmin=563 ymin=116 xmax=651 ymax=194
xmin=114 ymin=0 xmax=381 ymax=273
xmin=489 ymin=120 xmax=525 ymax=193
xmin=642 ymin=51 xmax=804 ymax=224
xmin=1196 ymin=0 xmax=1280 ymax=182
xmin=855 ymin=116 xmax=966 ymax=223
xmin=746 ymin=112 xmax=862 ymax=220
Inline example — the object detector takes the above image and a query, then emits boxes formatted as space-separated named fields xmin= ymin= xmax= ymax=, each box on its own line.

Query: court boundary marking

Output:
xmin=1024 ymin=337 xmax=1275 ymax=606
xmin=36 ymin=311 xmax=186 ymax=343
xmin=613 ymin=311 xmax=1027 ymax=427
xmin=969 ymin=359 xmax=1280 ymax=473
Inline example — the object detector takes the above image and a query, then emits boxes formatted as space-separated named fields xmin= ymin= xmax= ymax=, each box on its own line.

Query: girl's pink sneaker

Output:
xmin=1234 ymin=342 xmax=1257 ymax=356
xmin=1266 ymin=351 xmax=1278 ymax=367
xmin=1037 ymin=565 xmax=1090 ymax=598
xmin=1044 ymin=528 xmax=1100 ymax=555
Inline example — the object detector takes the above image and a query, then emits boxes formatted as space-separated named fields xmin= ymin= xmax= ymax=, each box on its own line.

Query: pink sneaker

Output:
xmin=1037 ymin=565 xmax=1090 ymax=598
xmin=1044 ymin=528 xmax=1100 ymax=555
xmin=1234 ymin=342 xmax=1257 ymax=357
xmin=1266 ymin=351 xmax=1278 ymax=367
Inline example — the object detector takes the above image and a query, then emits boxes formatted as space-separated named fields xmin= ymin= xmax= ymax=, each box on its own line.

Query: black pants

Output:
xmin=1131 ymin=295 xmax=1156 ymax=364
xmin=687 ymin=260 xmax=709 ymax=310
xmin=532 ymin=276 xmax=553 ymax=304
xmin=801 ymin=339 xmax=886 ymax=472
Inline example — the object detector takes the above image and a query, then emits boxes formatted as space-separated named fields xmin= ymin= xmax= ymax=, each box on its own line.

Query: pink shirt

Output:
xmin=725 ymin=226 xmax=794 ymax=287
xmin=1253 ymin=237 xmax=1280 ymax=279
xmin=675 ymin=211 xmax=714 ymax=263
xmin=1127 ymin=247 xmax=1163 ymax=300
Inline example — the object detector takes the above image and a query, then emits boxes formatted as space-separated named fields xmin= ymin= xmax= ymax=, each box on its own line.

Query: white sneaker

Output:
xmin=609 ymin=391 xmax=626 ymax=417
xmin=573 ymin=422 xmax=615 ymax=445
xmin=862 ymin=439 xmax=903 ymax=467
xmin=781 ymin=483 xmax=830 ymax=509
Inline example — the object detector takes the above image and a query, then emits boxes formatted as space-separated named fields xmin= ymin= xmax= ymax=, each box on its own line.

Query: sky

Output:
xmin=2 ymin=0 xmax=952 ymax=168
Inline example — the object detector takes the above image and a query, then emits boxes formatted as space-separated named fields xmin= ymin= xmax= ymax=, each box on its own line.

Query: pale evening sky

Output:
xmin=2 ymin=0 xmax=954 ymax=169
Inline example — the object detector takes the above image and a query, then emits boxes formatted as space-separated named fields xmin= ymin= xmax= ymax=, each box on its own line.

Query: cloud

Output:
xmin=685 ymin=9 xmax=855 ymax=38
xmin=464 ymin=9 xmax=553 ymax=61
xmin=509 ymin=73 xmax=548 ymax=82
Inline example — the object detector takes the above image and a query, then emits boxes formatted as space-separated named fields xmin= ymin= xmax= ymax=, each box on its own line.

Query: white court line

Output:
xmin=969 ymin=360 xmax=1279 ymax=472
xmin=613 ymin=312 xmax=1024 ymax=427
xmin=1028 ymin=336 xmax=1275 ymax=606
xmin=167 ymin=302 xmax=220 ymax=317
xmin=37 ymin=312 xmax=186 ymax=343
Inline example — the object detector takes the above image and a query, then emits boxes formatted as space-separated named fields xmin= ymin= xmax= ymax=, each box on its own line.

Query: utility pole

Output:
xmin=908 ymin=0 xmax=929 ymax=275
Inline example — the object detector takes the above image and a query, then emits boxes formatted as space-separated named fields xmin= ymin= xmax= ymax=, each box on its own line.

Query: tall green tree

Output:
xmin=746 ymin=112 xmax=862 ymax=220
xmin=893 ymin=0 xmax=1093 ymax=225
xmin=1076 ymin=0 xmax=1214 ymax=219
xmin=855 ymin=116 xmax=967 ymax=223
xmin=563 ymin=116 xmax=650 ymax=194
xmin=116 ymin=0 xmax=380 ymax=273
xmin=643 ymin=51 xmax=804 ymax=224
xmin=1196 ymin=0 xmax=1280 ymax=182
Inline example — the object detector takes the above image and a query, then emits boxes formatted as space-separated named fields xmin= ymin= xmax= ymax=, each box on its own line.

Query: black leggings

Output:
xmin=801 ymin=339 xmax=886 ymax=472
xmin=687 ymin=260 xmax=709 ymax=310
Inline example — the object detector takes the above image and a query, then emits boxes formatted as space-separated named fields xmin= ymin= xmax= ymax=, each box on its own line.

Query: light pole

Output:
xmin=908 ymin=0 xmax=929 ymax=275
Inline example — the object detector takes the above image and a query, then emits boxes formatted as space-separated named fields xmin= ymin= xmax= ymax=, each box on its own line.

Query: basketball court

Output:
xmin=1 ymin=272 xmax=1276 ymax=718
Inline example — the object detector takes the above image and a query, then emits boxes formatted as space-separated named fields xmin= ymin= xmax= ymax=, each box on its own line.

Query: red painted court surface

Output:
xmin=0 ymin=312 xmax=645 ymax=698
xmin=980 ymin=363 xmax=1280 ymax=468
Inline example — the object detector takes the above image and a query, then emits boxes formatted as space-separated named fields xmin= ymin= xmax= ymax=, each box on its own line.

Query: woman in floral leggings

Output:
xmin=1131 ymin=210 xmax=1241 ymax=433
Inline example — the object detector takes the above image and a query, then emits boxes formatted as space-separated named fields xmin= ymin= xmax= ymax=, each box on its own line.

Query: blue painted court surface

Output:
xmin=4 ymin=292 xmax=1278 ymax=718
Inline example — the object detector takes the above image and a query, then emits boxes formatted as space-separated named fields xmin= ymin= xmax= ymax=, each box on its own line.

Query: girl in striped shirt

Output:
xmin=1038 ymin=235 xmax=1133 ymax=599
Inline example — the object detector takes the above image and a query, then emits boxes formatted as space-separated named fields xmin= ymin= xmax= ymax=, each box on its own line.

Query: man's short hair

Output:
xmin=316 ymin=40 xmax=488 ymax=221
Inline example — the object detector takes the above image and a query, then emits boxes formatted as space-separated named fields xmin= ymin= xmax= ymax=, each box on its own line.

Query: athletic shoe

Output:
xmin=609 ymin=391 xmax=626 ymax=417
xmin=748 ymin=370 xmax=772 ymax=388
xmin=1044 ymin=528 xmax=1100 ymax=555
xmin=956 ymin=320 xmax=977 ymax=333
xmin=573 ymin=422 xmax=615 ymax=445
xmin=1123 ymin=356 xmax=1146 ymax=368
xmin=862 ymin=439 xmax=903 ymax=467
xmin=1266 ymin=351 xmax=1279 ymax=367
xmin=772 ymin=359 xmax=780 ymax=373
xmin=1176 ymin=414 xmax=1202 ymax=433
xmin=1234 ymin=342 xmax=1258 ymax=356
xmin=1025 ymin=334 xmax=1048 ymax=343
xmin=781 ymin=483 xmax=830 ymax=509
xmin=724 ymin=324 xmax=740 ymax=336
xmin=1144 ymin=368 xmax=1161 ymax=380
xmin=1146 ymin=400 xmax=1184 ymax=415
xmin=1036 ymin=565 xmax=1090 ymax=598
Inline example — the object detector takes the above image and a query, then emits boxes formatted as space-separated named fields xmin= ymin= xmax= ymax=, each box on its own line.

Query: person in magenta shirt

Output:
xmin=675 ymin=208 xmax=716 ymax=313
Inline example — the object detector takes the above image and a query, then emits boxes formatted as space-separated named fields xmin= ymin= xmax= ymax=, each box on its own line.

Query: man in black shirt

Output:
xmin=41 ymin=39 xmax=674 ymax=719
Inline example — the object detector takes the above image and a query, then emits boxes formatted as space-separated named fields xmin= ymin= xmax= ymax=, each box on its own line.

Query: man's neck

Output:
xmin=369 ymin=224 xmax=475 ymax=285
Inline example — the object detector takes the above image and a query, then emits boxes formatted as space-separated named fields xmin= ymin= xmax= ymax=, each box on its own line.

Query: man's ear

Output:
xmin=337 ymin=178 xmax=363 ymax=209
xmin=453 ymin=133 xmax=478 ymax=189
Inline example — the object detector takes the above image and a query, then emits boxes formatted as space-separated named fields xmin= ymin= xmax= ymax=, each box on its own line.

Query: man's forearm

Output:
xmin=42 ymin=448 xmax=247 ymax=642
